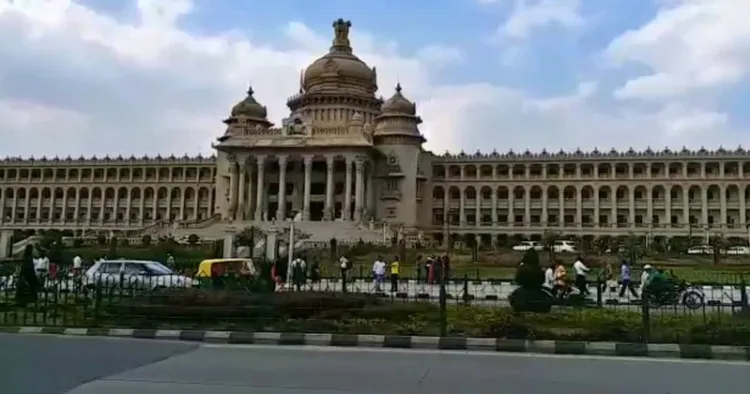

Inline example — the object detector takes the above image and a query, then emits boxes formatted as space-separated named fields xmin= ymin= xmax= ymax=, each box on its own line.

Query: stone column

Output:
xmin=365 ymin=168 xmax=375 ymax=220
xmin=277 ymin=155 xmax=288 ymax=221
xmin=237 ymin=161 xmax=246 ymax=220
xmin=228 ymin=159 xmax=238 ymax=219
xmin=354 ymin=157 xmax=365 ymax=222
xmin=324 ymin=156 xmax=334 ymax=220
xmin=244 ymin=159 xmax=254 ymax=220
xmin=303 ymin=155 xmax=313 ymax=220
xmin=343 ymin=158 xmax=353 ymax=220
xmin=254 ymin=156 xmax=266 ymax=221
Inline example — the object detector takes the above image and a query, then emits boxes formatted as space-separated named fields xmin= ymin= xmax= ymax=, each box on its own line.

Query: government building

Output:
xmin=1 ymin=19 xmax=749 ymax=251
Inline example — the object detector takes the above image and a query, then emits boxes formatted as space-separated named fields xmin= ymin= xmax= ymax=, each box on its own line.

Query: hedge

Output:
xmin=95 ymin=290 xmax=750 ymax=346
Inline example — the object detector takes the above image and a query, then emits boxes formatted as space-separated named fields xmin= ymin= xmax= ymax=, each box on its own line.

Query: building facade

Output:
xmin=1 ymin=19 xmax=749 ymax=245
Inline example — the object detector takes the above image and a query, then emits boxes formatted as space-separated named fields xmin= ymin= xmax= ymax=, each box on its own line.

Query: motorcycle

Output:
xmin=644 ymin=278 xmax=704 ymax=309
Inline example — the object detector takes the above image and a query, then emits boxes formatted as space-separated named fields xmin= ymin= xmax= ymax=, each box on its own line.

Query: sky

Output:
xmin=0 ymin=0 xmax=748 ymax=158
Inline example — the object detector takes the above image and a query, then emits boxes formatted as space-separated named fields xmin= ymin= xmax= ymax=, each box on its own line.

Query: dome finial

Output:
xmin=331 ymin=18 xmax=352 ymax=53
xmin=247 ymin=83 xmax=254 ymax=96
xmin=395 ymin=82 xmax=402 ymax=93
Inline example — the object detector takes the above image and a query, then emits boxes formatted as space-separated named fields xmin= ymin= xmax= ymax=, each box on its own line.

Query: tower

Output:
xmin=373 ymin=84 xmax=426 ymax=230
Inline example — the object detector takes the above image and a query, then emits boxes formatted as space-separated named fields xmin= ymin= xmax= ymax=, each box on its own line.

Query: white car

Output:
xmin=84 ymin=259 xmax=195 ymax=291
xmin=725 ymin=246 xmax=750 ymax=255
xmin=512 ymin=241 xmax=543 ymax=252
xmin=553 ymin=240 xmax=577 ymax=253
xmin=687 ymin=245 xmax=713 ymax=255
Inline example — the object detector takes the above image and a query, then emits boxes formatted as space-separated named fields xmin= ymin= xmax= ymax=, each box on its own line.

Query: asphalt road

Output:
xmin=2 ymin=335 xmax=748 ymax=394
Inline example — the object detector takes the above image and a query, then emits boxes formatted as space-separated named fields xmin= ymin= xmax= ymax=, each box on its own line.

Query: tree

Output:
xmin=108 ymin=236 xmax=118 ymax=258
xmin=709 ymin=233 xmax=727 ymax=265
xmin=542 ymin=230 xmax=562 ymax=263
xmin=187 ymin=234 xmax=200 ymax=246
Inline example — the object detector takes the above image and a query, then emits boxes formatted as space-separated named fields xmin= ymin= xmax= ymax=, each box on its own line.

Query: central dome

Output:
xmin=302 ymin=19 xmax=377 ymax=95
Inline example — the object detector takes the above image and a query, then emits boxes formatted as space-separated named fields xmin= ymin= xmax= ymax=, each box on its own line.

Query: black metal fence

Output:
xmin=1 ymin=270 xmax=749 ymax=345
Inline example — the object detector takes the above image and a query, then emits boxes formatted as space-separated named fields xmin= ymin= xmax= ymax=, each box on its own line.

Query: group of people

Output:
xmin=543 ymin=256 xmax=592 ymax=298
xmin=542 ymin=256 xmax=665 ymax=300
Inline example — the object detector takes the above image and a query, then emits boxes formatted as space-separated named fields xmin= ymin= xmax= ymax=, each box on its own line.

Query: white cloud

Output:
xmin=498 ymin=0 xmax=584 ymax=40
xmin=606 ymin=0 xmax=750 ymax=102
xmin=0 ymin=0 xmax=743 ymax=159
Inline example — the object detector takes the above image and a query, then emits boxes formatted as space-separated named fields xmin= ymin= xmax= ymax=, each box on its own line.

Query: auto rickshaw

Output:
xmin=195 ymin=258 xmax=256 ymax=289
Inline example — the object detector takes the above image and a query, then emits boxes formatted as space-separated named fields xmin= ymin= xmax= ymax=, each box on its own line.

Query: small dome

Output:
xmin=381 ymin=83 xmax=416 ymax=115
xmin=230 ymin=85 xmax=267 ymax=119
xmin=302 ymin=19 xmax=377 ymax=94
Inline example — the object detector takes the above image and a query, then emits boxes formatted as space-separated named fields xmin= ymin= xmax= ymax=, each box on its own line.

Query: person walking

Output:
xmin=618 ymin=259 xmax=639 ymax=299
xmin=389 ymin=256 xmax=400 ymax=292
xmin=339 ymin=256 xmax=351 ymax=293
xmin=372 ymin=256 xmax=386 ymax=292
xmin=572 ymin=256 xmax=590 ymax=296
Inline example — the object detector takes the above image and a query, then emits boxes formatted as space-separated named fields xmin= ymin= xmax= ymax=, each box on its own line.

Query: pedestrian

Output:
xmin=290 ymin=256 xmax=306 ymax=291
xmin=544 ymin=263 xmax=555 ymax=290
xmin=597 ymin=262 xmax=613 ymax=295
xmin=426 ymin=257 xmax=435 ymax=284
xmin=16 ymin=245 xmax=40 ymax=306
xmin=389 ymin=256 xmax=400 ymax=292
xmin=308 ymin=259 xmax=320 ymax=283
xmin=372 ymin=256 xmax=386 ymax=292
xmin=166 ymin=254 xmax=175 ymax=269
xmin=618 ymin=259 xmax=639 ymax=299
xmin=573 ymin=256 xmax=590 ymax=296
xmin=339 ymin=256 xmax=350 ymax=293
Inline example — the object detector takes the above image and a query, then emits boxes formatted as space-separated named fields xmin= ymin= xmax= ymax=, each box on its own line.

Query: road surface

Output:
xmin=1 ymin=334 xmax=748 ymax=393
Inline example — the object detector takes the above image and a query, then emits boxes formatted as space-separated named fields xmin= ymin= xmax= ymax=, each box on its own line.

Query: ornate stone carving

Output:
xmin=323 ymin=58 xmax=338 ymax=74
xmin=226 ymin=153 xmax=236 ymax=164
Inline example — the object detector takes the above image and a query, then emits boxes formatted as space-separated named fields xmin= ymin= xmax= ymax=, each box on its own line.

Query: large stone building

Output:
xmin=1 ymin=19 xmax=749 ymax=248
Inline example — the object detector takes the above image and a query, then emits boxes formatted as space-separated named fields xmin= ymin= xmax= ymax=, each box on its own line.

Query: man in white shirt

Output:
xmin=73 ymin=255 xmax=83 ymax=272
xmin=544 ymin=264 xmax=555 ymax=290
xmin=290 ymin=257 xmax=307 ymax=291
xmin=572 ymin=256 xmax=590 ymax=296
xmin=339 ymin=256 xmax=351 ymax=293
xmin=372 ymin=257 xmax=386 ymax=291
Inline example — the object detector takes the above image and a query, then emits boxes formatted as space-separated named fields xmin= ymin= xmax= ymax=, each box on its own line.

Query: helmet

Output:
xmin=643 ymin=264 xmax=653 ymax=270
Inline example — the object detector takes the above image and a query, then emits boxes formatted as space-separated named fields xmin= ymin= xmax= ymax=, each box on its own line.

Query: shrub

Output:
xmin=141 ymin=235 xmax=152 ymax=246
xmin=187 ymin=234 xmax=200 ymax=246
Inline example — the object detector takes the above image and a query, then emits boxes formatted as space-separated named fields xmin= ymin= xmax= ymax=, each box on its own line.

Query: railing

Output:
xmin=178 ymin=213 xmax=221 ymax=230
xmin=0 ymin=271 xmax=748 ymax=345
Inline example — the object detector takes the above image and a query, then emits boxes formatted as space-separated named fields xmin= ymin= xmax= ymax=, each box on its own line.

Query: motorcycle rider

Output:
xmin=639 ymin=264 xmax=654 ymax=295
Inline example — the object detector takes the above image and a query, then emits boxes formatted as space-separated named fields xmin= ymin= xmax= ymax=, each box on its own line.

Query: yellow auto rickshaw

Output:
xmin=195 ymin=258 xmax=256 ymax=289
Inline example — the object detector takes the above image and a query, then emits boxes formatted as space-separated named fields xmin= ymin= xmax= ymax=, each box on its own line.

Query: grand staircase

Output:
xmin=155 ymin=216 xmax=392 ymax=245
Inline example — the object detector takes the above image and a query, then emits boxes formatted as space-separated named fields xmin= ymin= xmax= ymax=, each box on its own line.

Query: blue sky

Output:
xmin=0 ymin=0 xmax=747 ymax=156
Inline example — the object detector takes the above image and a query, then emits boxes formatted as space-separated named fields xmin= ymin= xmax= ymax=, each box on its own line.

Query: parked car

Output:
xmin=512 ymin=241 xmax=543 ymax=252
xmin=725 ymin=246 xmax=750 ymax=255
xmin=687 ymin=245 xmax=713 ymax=255
xmin=553 ymin=240 xmax=577 ymax=253
xmin=83 ymin=259 xmax=195 ymax=291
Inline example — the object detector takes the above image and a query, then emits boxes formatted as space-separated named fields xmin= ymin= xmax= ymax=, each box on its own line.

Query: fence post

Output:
xmin=462 ymin=274 xmax=470 ymax=305
xmin=93 ymin=285 xmax=102 ymax=326
xmin=596 ymin=278 xmax=603 ymax=307
xmin=439 ymin=267 xmax=447 ymax=337
xmin=640 ymin=289 xmax=650 ymax=343
xmin=740 ymin=274 xmax=748 ymax=312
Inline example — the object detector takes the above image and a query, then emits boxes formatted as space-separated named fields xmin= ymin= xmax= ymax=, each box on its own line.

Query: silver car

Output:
xmin=84 ymin=259 xmax=195 ymax=291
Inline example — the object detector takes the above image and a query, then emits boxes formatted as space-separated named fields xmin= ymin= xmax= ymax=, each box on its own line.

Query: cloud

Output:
xmin=606 ymin=0 xmax=750 ymax=102
xmin=497 ymin=0 xmax=584 ymax=40
xmin=0 ymin=0 xmax=743 ymax=160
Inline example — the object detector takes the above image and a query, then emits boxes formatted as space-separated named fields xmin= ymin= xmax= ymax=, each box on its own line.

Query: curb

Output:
xmin=2 ymin=326 xmax=748 ymax=361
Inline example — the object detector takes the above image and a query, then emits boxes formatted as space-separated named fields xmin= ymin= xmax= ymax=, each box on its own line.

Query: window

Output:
xmin=97 ymin=263 xmax=122 ymax=274
xmin=386 ymin=180 xmax=399 ymax=190
xmin=123 ymin=263 xmax=146 ymax=275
